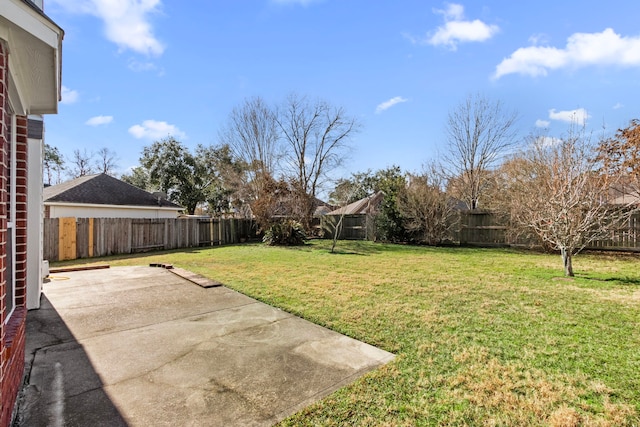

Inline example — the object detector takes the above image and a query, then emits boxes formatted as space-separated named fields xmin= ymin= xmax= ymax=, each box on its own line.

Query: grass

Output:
xmin=54 ymin=241 xmax=640 ymax=426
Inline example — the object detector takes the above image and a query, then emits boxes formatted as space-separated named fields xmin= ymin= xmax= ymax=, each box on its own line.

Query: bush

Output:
xmin=262 ymin=220 xmax=307 ymax=246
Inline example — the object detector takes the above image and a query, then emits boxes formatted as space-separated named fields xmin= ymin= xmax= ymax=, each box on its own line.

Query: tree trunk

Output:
xmin=561 ymin=247 xmax=574 ymax=277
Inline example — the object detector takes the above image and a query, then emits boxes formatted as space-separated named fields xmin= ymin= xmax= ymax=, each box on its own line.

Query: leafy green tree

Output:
xmin=43 ymin=143 xmax=65 ymax=185
xmin=330 ymin=166 xmax=408 ymax=241
xmin=140 ymin=137 xmax=211 ymax=214
xmin=198 ymin=144 xmax=247 ymax=216
xmin=329 ymin=171 xmax=377 ymax=205
xmin=121 ymin=166 xmax=152 ymax=191
xmin=373 ymin=166 xmax=408 ymax=242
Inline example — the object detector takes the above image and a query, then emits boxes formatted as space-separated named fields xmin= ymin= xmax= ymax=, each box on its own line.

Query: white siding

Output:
xmin=47 ymin=204 xmax=181 ymax=219
xmin=26 ymin=136 xmax=44 ymax=309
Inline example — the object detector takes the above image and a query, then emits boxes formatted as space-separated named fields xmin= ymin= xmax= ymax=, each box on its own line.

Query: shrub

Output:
xmin=262 ymin=220 xmax=307 ymax=246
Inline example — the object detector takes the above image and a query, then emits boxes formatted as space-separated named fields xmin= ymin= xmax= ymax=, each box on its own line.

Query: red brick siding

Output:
xmin=0 ymin=39 xmax=29 ymax=427
xmin=0 ymin=39 xmax=7 ymax=427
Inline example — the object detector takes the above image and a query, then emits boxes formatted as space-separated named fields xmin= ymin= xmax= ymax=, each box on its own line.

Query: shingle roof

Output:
xmin=326 ymin=191 xmax=384 ymax=215
xmin=44 ymin=174 xmax=183 ymax=209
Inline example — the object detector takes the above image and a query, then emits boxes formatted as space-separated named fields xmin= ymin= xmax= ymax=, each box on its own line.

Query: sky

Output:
xmin=43 ymin=0 xmax=640 ymax=185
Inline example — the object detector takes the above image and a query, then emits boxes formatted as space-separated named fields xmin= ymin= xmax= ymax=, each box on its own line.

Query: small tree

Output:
xmin=251 ymin=175 xmax=306 ymax=245
xmin=398 ymin=164 xmax=458 ymax=245
xmin=324 ymin=180 xmax=361 ymax=253
xmin=504 ymin=127 xmax=636 ymax=276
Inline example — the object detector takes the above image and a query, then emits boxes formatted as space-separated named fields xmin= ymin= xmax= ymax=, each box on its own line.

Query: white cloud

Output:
xmin=60 ymin=86 xmax=79 ymax=104
xmin=425 ymin=3 xmax=499 ymax=50
xmin=613 ymin=102 xmax=624 ymax=110
xmin=494 ymin=28 xmax=640 ymax=79
xmin=533 ymin=136 xmax=563 ymax=148
xmin=85 ymin=115 xmax=113 ymax=126
xmin=535 ymin=119 xmax=550 ymax=128
xmin=51 ymin=0 xmax=164 ymax=56
xmin=375 ymin=96 xmax=408 ymax=114
xmin=127 ymin=59 xmax=158 ymax=72
xmin=128 ymin=120 xmax=186 ymax=140
xmin=548 ymin=108 xmax=590 ymax=126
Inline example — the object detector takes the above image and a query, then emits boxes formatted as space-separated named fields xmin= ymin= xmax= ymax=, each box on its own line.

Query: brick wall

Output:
xmin=0 ymin=39 xmax=30 ymax=427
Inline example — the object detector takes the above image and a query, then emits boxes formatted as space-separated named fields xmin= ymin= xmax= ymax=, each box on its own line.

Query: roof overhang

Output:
xmin=0 ymin=0 xmax=63 ymax=115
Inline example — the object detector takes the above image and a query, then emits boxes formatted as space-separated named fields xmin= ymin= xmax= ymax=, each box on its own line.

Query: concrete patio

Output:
xmin=16 ymin=266 xmax=394 ymax=426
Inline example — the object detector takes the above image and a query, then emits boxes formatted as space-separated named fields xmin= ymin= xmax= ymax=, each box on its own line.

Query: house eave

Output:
xmin=0 ymin=0 xmax=64 ymax=115
xmin=44 ymin=201 xmax=184 ymax=212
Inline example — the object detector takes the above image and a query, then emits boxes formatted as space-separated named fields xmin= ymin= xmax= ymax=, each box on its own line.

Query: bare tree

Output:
xmin=95 ymin=147 xmax=119 ymax=175
xmin=398 ymin=163 xmax=459 ymax=245
xmin=277 ymin=93 xmax=360 ymax=228
xmin=443 ymin=93 xmax=519 ymax=209
xmin=69 ymin=148 xmax=95 ymax=178
xmin=503 ymin=127 xmax=637 ymax=276
xmin=218 ymin=96 xmax=281 ymax=201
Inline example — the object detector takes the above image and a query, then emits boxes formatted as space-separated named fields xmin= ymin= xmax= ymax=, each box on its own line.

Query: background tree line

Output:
xmin=45 ymin=92 xmax=640 ymax=276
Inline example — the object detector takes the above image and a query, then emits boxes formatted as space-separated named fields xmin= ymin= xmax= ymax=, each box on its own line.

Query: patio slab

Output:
xmin=17 ymin=266 xmax=394 ymax=426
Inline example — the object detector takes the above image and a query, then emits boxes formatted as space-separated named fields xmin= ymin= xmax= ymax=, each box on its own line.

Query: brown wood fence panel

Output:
xmin=43 ymin=218 xmax=59 ymax=261
xmin=44 ymin=218 xmax=254 ymax=262
xmin=321 ymin=214 xmax=374 ymax=240
xmin=459 ymin=211 xmax=640 ymax=251
xmin=76 ymin=218 xmax=90 ymax=259
xmin=131 ymin=219 xmax=165 ymax=252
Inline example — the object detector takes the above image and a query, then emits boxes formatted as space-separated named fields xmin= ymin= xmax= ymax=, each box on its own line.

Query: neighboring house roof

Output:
xmin=608 ymin=183 xmax=640 ymax=206
xmin=326 ymin=191 xmax=384 ymax=215
xmin=44 ymin=173 xmax=183 ymax=209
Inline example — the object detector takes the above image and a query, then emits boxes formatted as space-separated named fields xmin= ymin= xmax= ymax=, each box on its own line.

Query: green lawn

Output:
xmin=55 ymin=241 xmax=640 ymax=426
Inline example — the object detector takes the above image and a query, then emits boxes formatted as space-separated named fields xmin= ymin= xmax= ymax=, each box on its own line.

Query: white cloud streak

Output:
xmin=128 ymin=120 xmax=186 ymax=140
xmin=426 ymin=3 xmax=499 ymax=50
xmin=85 ymin=115 xmax=113 ymax=126
xmin=494 ymin=28 xmax=640 ymax=79
xmin=535 ymin=119 xmax=550 ymax=128
xmin=60 ymin=86 xmax=79 ymax=104
xmin=375 ymin=96 xmax=408 ymax=114
xmin=51 ymin=0 xmax=164 ymax=56
xmin=548 ymin=108 xmax=590 ymax=126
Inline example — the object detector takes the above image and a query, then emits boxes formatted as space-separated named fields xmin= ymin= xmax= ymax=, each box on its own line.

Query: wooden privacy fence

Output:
xmin=318 ymin=210 xmax=640 ymax=251
xmin=320 ymin=214 xmax=376 ymax=240
xmin=459 ymin=210 xmax=640 ymax=251
xmin=44 ymin=218 xmax=255 ymax=262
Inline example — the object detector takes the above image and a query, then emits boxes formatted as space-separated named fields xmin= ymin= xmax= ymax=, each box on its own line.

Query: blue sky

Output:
xmin=45 ymin=0 xmax=640 ymax=182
